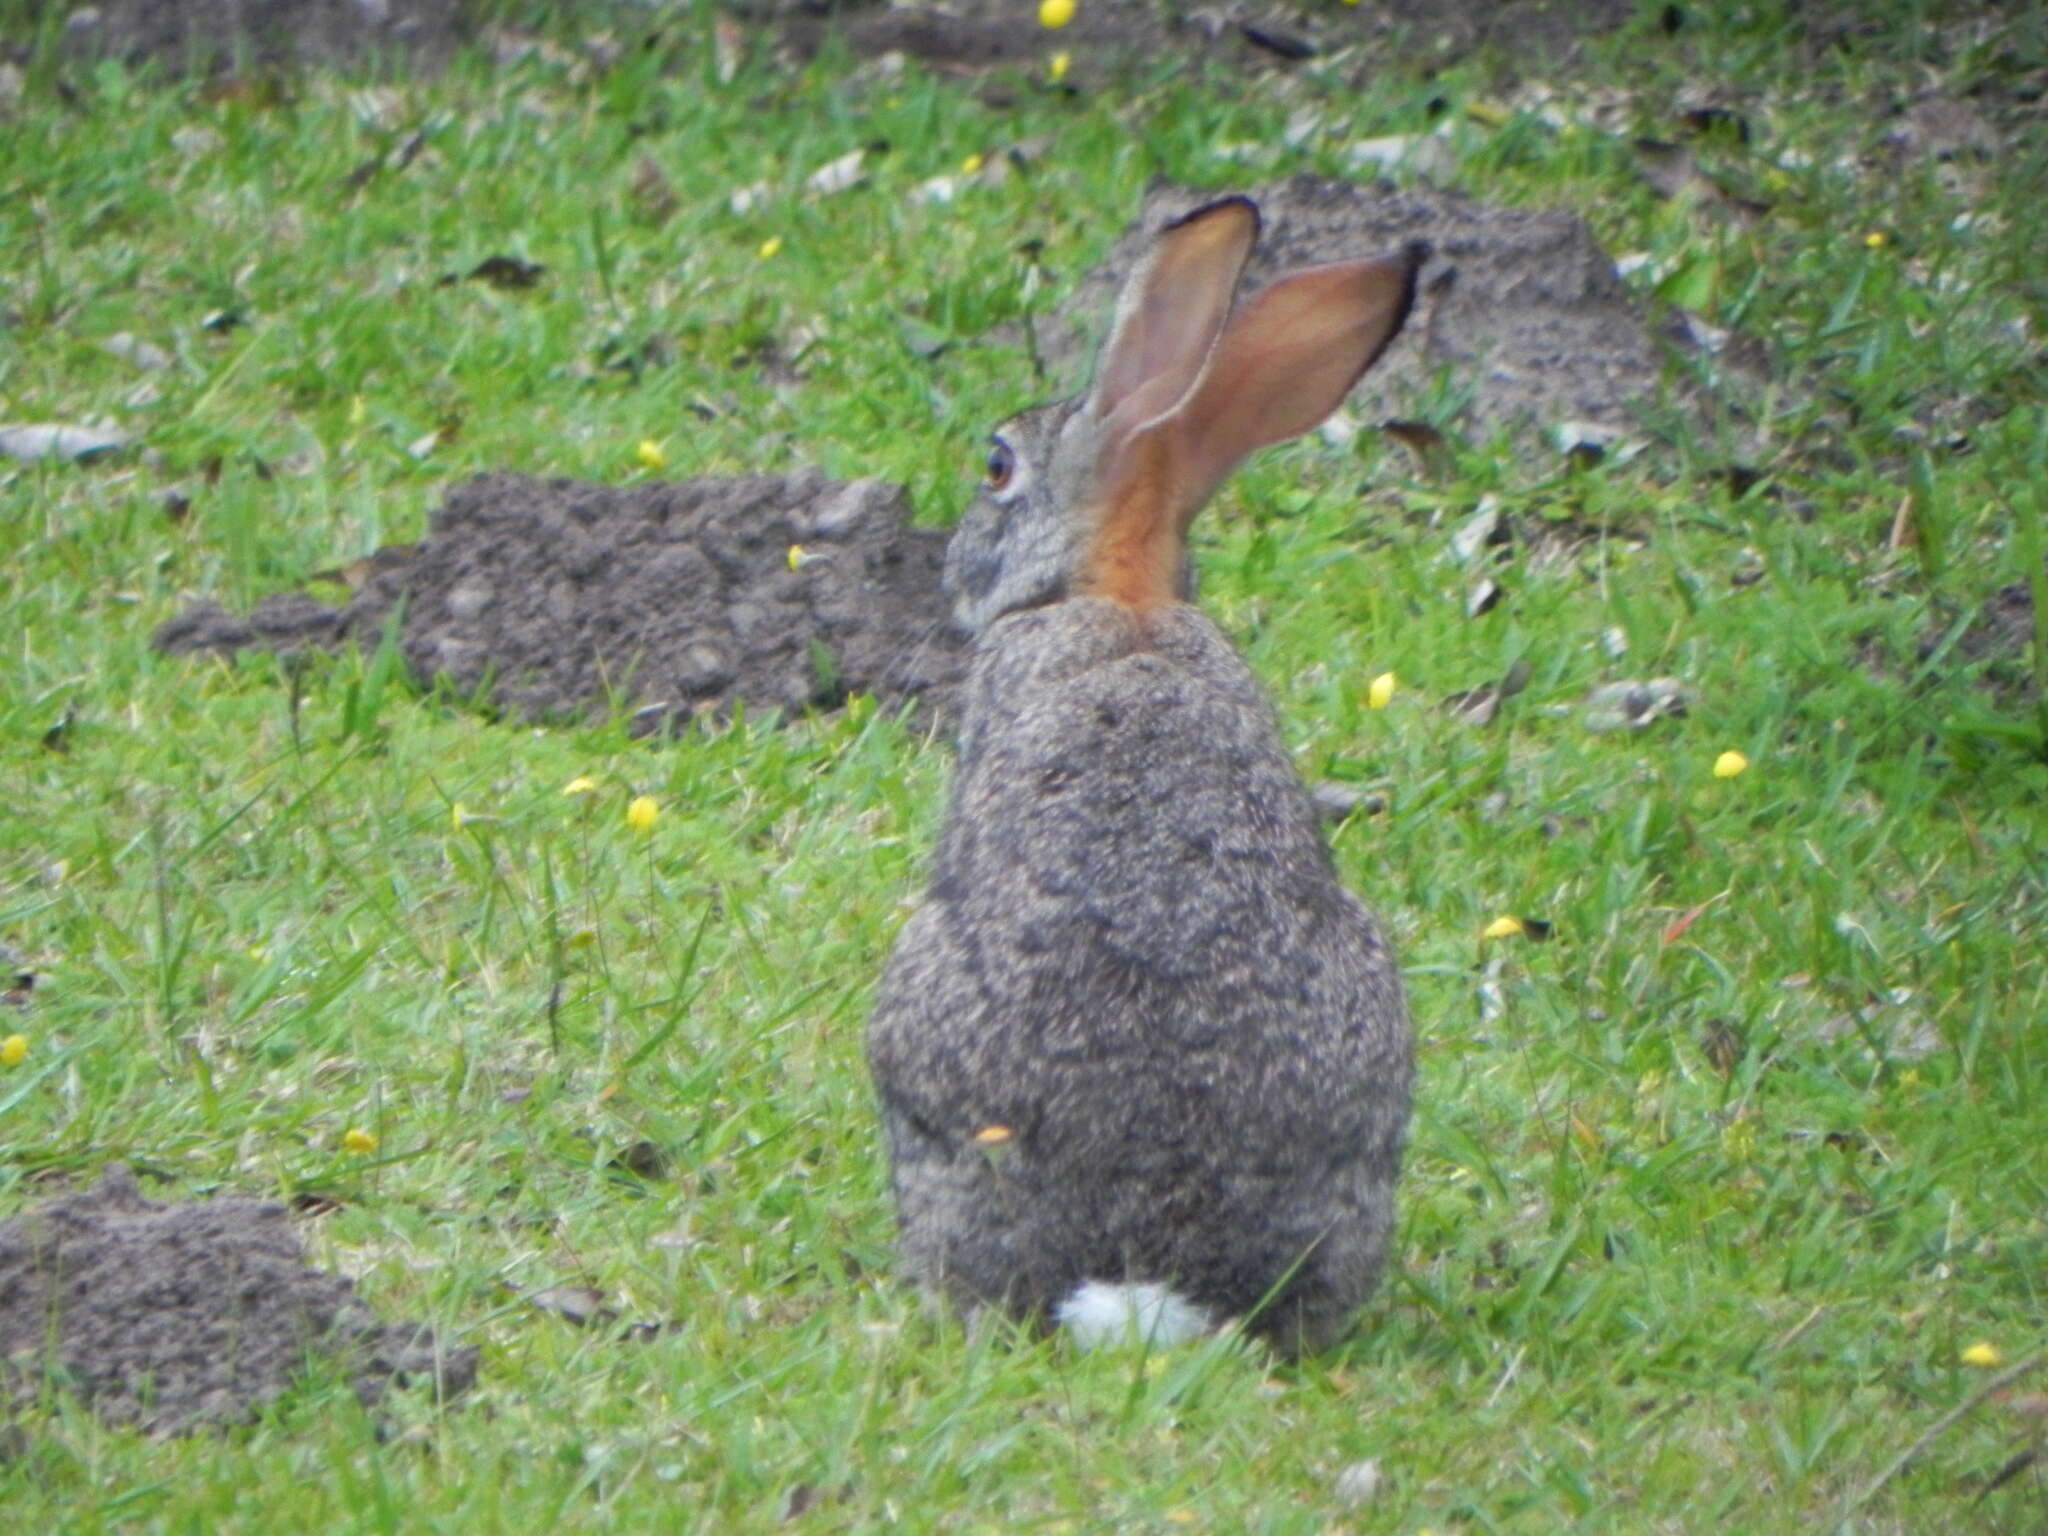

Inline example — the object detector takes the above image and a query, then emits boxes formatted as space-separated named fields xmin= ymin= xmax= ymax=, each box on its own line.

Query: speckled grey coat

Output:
xmin=867 ymin=197 xmax=1419 ymax=1354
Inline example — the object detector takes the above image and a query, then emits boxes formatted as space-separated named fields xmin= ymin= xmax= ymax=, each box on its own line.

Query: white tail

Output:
xmin=1055 ymin=1282 xmax=1215 ymax=1350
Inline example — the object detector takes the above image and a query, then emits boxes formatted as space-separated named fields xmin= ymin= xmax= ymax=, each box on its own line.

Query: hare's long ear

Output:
xmin=1081 ymin=239 xmax=1425 ymax=610
xmin=1088 ymin=198 xmax=1260 ymax=448
xmin=1162 ymin=241 xmax=1427 ymax=526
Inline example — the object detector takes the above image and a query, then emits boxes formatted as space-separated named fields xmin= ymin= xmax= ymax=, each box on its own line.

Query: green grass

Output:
xmin=3 ymin=3 xmax=2046 ymax=1531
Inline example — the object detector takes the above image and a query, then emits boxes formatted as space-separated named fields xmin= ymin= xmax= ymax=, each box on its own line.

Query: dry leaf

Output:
xmin=1661 ymin=893 xmax=1725 ymax=945
xmin=632 ymin=155 xmax=678 ymax=224
xmin=1239 ymin=22 xmax=1315 ymax=59
xmin=1583 ymin=677 xmax=1690 ymax=732
xmin=714 ymin=16 xmax=746 ymax=83
xmin=442 ymin=255 xmax=546 ymax=290
xmin=527 ymin=1285 xmax=615 ymax=1327
xmin=1380 ymin=418 xmax=1448 ymax=472
xmin=1445 ymin=685 xmax=1501 ymax=726
xmin=807 ymin=148 xmax=867 ymax=197
xmin=1700 ymin=1018 xmax=1746 ymax=1077
xmin=1451 ymin=499 xmax=1507 ymax=563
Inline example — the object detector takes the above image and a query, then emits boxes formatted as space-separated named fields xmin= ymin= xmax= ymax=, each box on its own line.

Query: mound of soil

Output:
xmin=12 ymin=0 xmax=1641 ymax=79
xmin=16 ymin=0 xmax=473 ymax=74
xmin=1042 ymin=175 xmax=1748 ymax=450
xmin=761 ymin=0 xmax=1639 ymax=78
xmin=0 ymin=1165 xmax=475 ymax=1435
xmin=155 ymin=470 xmax=968 ymax=728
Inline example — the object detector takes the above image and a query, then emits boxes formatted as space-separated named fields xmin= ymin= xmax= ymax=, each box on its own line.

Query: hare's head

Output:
xmin=943 ymin=198 xmax=1425 ymax=635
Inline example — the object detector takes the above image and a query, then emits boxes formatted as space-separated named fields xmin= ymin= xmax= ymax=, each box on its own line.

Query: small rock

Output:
xmin=1332 ymin=1458 xmax=1383 ymax=1506
xmin=526 ymin=1285 xmax=613 ymax=1328
xmin=444 ymin=583 xmax=492 ymax=621
xmin=1451 ymin=499 xmax=1505 ymax=563
xmin=104 ymin=333 xmax=171 ymax=372
xmin=1310 ymin=782 xmax=1387 ymax=822
xmin=1446 ymin=686 xmax=1501 ymax=726
xmin=0 ymin=422 xmax=130 ymax=462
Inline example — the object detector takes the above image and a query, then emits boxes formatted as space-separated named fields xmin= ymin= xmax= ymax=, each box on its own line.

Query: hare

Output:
xmin=867 ymin=197 xmax=1422 ymax=1356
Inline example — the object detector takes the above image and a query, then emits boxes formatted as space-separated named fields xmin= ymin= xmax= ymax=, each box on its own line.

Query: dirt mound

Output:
xmin=0 ymin=1166 xmax=475 ymax=1435
xmin=155 ymin=470 xmax=967 ymax=729
xmin=761 ymin=0 xmax=1638 ymax=77
xmin=1041 ymin=175 xmax=1745 ymax=452
xmin=11 ymin=0 xmax=1638 ymax=79
xmin=16 ymin=0 xmax=473 ymax=75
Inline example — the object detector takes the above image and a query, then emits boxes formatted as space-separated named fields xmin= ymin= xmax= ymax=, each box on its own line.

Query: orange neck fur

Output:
xmin=1076 ymin=433 xmax=1183 ymax=611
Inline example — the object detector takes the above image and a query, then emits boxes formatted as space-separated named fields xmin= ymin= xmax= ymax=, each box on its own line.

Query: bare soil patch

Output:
xmin=758 ymin=0 xmax=1640 ymax=79
xmin=1040 ymin=175 xmax=1752 ymax=452
xmin=155 ymin=470 xmax=967 ymax=728
xmin=0 ymin=1166 xmax=474 ymax=1435
xmin=14 ymin=0 xmax=473 ymax=74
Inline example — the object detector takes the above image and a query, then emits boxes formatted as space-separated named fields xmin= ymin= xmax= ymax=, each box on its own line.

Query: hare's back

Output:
xmin=933 ymin=599 xmax=1407 ymax=1090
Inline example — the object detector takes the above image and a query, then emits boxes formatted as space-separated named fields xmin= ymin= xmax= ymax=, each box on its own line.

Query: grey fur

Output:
xmin=943 ymin=395 xmax=1199 ymax=633
xmin=869 ymin=203 xmax=1416 ymax=1356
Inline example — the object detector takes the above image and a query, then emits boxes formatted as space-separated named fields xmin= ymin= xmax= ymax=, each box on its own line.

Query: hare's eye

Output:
xmin=984 ymin=440 xmax=1015 ymax=492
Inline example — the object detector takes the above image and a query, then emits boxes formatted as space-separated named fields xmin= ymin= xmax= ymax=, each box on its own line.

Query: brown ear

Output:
xmin=1089 ymin=198 xmax=1260 ymax=448
xmin=1080 ymin=241 xmax=1425 ymax=610
xmin=1163 ymin=242 xmax=1426 ymax=527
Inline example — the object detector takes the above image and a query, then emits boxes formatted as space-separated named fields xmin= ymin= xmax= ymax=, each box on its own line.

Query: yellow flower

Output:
xmin=973 ymin=1125 xmax=1014 ymax=1146
xmin=961 ymin=152 xmax=984 ymax=175
xmin=758 ymin=235 xmax=783 ymax=260
xmin=342 ymin=1127 xmax=378 ymax=1155
xmin=562 ymin=775 xmax=599 ymax=797
xmin=636 ymin=439 xmax=667 ymax=471
xmin=1713 ymin=750 xmax=1750 ymax=779
xmin=787 ymin=543 xmax=807 ymax=571
xmin=1048 ymin=50 xmax=1071 ymax=82
xmin=1367 ymin=671 xmax=1397 ymax=710
xmin=1483 ymin=915 xmax=1524 ymax=940
xmin=1865 ymin=231 xmax=1888 ymax=249
xmin=1961 ymin=1341 xmax=2001 ymax=1369
xmin=626 ymin=795 xmax=661 ymax=833
xmin=1039 ymin=0 xmax=1075 ymax=29
xmin=0 ymin=1034 xmax=27 ymax=1068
